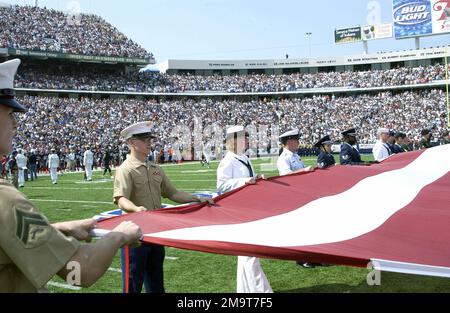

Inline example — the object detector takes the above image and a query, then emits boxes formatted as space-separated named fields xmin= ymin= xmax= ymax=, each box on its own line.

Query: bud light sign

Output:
xmin=393 ymin=0 xmax=432 ymax=38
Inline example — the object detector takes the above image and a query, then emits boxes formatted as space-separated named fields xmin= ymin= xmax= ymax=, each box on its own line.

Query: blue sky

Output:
xmin=5 ymin=0 xmax=450 ymax=62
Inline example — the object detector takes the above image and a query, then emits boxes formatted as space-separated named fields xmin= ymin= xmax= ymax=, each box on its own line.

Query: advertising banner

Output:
xmin=393 ymin=0 xmax=433 ymax=38
xmin=431 ymin=0 xmax=450 ymax=34
xmin=7 ymin=48 xmax=151 ymax=64
xmin=361 ymin=23 xmax=393 ymax=40
xmin=335 ymin=27 xmax=362 ymax=44
xmin=393 ymin=0 xmax=450 ymax=38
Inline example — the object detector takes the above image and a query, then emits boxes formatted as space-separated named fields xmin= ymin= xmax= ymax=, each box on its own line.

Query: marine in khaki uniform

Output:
xmin=0 ymin=59 xmax=142 ymax=293
xmin=0 ymin=180 xmax=80 ymax=292
xmin=114 ymin=121 xmax=214 ymax=293
xmin=114 ymin=156 xmax=177 ymax=210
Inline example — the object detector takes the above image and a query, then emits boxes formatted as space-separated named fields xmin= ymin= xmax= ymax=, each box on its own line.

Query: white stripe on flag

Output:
xmin=145 ymin=145 xmax=450 ymax=247
xmin=371 ymin=259 xmax=450 ymax=278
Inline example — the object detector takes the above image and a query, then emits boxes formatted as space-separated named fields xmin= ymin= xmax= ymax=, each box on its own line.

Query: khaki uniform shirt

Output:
xmin=0 ymin=180 xmax=80 ymax=293
xmin=113 ymin=155 xmax=177 ymax=210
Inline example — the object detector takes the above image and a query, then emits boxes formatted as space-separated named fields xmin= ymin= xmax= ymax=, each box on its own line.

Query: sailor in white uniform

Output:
xmin=202 ymin=141 xmax=212 ymax=168
xmin=48 ymin=148 xmax=60 ymax=185
xmin=277 ymin=129 xmax=314 ymax=176
xmin=83 ymin=146 xmax=94 ymax=181
xmin=15 ymin=148 xmax=27 ymax=188
xmin=372 ymin=128 xmax=392 ymax=162
xmin=216 ymin=126 xmax=272 ymax=293
xmin=277 ymin=129 xmax=316 ymax=268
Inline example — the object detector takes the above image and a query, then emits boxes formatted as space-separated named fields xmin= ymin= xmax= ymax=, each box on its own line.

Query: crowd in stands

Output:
xmin=158 ymin=64 xmax=447 ymax=93
xmin=15 ymin=64 xmax=448 ymax=93
xmin=16 ymin=68 xmax=163 ymax=92
xmin=0 ymin=5 xmax=152 ymax=59
xmin=6 ymin=89 xmax=447 ymax=169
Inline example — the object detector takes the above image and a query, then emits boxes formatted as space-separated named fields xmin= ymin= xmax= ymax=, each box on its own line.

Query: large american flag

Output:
xmin=98 ymin=144 xmax=450 ymax=278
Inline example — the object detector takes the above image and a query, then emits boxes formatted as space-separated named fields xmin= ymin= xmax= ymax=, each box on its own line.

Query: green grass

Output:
xmin=19 ymin=155 xmax=450 ymax=293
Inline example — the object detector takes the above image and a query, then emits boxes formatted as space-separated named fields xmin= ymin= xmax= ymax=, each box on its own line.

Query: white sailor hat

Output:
xmin=121 ymin=121 xmax=156 ymax=140
xmin=226 ymin=125 xmax=245 ymax=136
xmin=377 ymin=128 xmax=390 ymax=135
xmin=279 ymin=129 xmax=299 ymax=141
xmin=0 ymin=59 xmax=26 ymax=112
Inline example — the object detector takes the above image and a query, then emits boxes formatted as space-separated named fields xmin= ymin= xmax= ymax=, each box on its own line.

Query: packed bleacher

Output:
xmin=0 ymin=5 xmax=152 ymax=59
xmin=16 ymin=66 xmax=162 ymax=92
xmin=15 ymin=64 xmax=447 ymax=93
xmin=12 ymin=89 xmax=448 ymax=158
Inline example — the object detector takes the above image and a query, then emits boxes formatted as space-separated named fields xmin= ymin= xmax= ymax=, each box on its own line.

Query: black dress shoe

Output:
xmin=297 ymin=261 xmax=315 ymax=268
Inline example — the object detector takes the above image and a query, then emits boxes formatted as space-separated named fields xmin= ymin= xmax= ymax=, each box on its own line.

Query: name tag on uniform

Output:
xmin=153 ymin=171 xmax=161 ymax=176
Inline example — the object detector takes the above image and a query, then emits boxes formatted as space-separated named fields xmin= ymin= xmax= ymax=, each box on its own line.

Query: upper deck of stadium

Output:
xmin=8 ymin=45 xmax=449 ymax=99
xmin=0 ymin=4 xmax=154 ymax=64
xmin=162 ymin=45 xmax=450 ymax=76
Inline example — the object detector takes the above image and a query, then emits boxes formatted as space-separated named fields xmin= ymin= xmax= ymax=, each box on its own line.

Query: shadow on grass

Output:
xmin=279 ymin=272 xmax=450 ymax=293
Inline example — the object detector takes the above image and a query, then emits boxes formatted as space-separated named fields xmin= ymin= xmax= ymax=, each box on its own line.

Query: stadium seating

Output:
xmin=0 ymin=5 xmax=152 ymax=59
xmin=15 ymin=64 xmax=447 ymax=92
xmin=14 ymin=90 xmax=447 ymax=157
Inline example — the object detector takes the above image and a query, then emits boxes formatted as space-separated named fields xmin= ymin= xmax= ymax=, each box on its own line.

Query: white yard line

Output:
xmin=27 ymin=187 xmax=112 ymax=190
xmin=30 ymin=199 xmax=111 ymax=204
xmin=47 ymin=281 xmax=82 ymax=291
xmin=171 ymin=180 xmax=216 ymax=182
xmin=108 ymin=267 xmax=122 ymax=273
xmin=27 ymin=187 xmax=213 ymax=193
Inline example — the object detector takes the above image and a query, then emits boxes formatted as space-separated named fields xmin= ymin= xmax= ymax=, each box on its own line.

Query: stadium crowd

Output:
xmin=15 ymin=64 xmax=447 ymax=93
xmin=1 ymin=88 xmax=447 ymax=179
xmin=0 ymin=5 xmax=152 ymax=59
xmin=158 ymin=64 xmax=447 ymax=92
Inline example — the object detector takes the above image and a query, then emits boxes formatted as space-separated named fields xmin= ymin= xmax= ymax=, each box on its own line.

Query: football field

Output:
xmin=20 ymin=156 xmax=450 ymax=293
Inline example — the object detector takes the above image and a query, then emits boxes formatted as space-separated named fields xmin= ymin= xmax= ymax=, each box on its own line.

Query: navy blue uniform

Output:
xmin=121 ymin=244 xmax=165 ymax=293
xmin=340 ymin=143 xmax=363 ymax=165
xmin=317 ymin=152 xmax=336 ymax=168
xmin=387 ymin=143 xmax=395 ymax=154
xmin=392 ymin=144 xmax=406 ymax=154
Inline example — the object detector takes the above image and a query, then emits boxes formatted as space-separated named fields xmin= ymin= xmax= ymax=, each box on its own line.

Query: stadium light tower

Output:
xmin=306 ymin=32 xmax=312 ymax=58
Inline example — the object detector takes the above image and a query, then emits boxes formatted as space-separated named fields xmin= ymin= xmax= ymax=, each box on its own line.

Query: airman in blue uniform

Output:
xmin=339 ymin=128 xmax=365 ymax=165
xmin=315 ymin=135 xmax=336 ymax=169
xmin=393 ymin=132 xmax=407 ymax=154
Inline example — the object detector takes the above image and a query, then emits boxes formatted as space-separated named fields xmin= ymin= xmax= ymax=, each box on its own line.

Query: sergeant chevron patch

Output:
xmin=15 ymin=208 xmax=52 ymax=248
